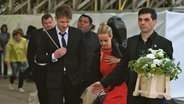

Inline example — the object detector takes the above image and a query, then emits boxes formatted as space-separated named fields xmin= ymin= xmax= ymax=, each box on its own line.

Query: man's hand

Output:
xmin=54 ymin=47 xmax=67 ymax=59
xmin=105 ymin=56 xmax=121 ymax=64
xmin=91 ymin=81 xmax=104 ymax=95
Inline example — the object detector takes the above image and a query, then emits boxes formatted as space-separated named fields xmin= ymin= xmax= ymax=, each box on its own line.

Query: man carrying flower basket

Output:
xmin=128 ymin=48 xmax=181 ymax=101
xmin=92 ymin=7 xmax=181 ymax=104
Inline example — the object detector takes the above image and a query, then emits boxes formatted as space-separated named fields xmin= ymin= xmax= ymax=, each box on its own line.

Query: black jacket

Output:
xmin=35 ymin=26 xmax=86 ymax=87
xmin=100 ymin=31 xmax=173 ymax=104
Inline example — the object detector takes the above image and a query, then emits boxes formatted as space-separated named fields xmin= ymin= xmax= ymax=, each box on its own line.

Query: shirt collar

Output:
xmin=139 ymin=31 xmax=157 ymax=42
xmin=148 ymin=31 xmax=157 ymax=41
xmin=55 ymin=25 xmax=69 ymax=35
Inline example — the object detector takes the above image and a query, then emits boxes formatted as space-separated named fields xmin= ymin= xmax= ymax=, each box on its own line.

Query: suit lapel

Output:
xmin=67 ymin=27 xmax=74 ymax=50
xmin=129 ymin=35 xmax=139 ymax=60
xmin=48 ymin=27 xmax=61 ymax=49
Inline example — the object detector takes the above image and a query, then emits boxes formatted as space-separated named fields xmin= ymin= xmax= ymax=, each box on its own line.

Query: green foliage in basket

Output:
xmin=128 ymin=48 xmax=182 ymax=80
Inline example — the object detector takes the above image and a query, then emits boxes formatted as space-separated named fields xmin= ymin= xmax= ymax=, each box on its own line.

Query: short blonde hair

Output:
xmin=97 ymin=22 xmax=113 ymax=37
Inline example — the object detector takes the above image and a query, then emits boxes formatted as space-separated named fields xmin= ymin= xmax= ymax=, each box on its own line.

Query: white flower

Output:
xmin=137 ymin=57 xmax=144 ymax=61
xmin=150 ymin=63 xmax=156 ymax=68
xmin=146 ymin=54 xmax=155 ymax=59
xmin=157 ymin=51 xmax=164 ymax=58
xmin=143 ymin=64 xmax=148 ymax=69
xmin=149 ymin=48 xmax=156 ymax=55
xmin=128 ymin=48 xmax=182 ymax=80
xmin=153 ymin=59 xmax=162 ymax=66
xmin=164 ymin=58 xmax=171 ymax=62
xmin=158 ymin=49 xmax=164 ymax=52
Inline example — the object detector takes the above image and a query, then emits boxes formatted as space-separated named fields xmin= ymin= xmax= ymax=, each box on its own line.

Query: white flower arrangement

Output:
xmin=128 ymin=48 xmax=182 ymax=80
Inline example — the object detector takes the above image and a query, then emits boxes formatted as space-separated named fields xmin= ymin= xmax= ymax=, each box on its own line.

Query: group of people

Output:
xmin=0 ymin=24 xmax=28 ymax=92
xmin=0 ymin=4 xmax=173 ymax=104
xmin=91 ymin=7 xmax=173 ymax=104
xmin=0 ymin=24 xmax=10 ymax=79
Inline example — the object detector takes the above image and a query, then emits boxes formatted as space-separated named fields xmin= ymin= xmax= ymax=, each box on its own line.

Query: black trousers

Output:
xmin=10 ymin=71 xmax=24 ymax=88
xmin=33 ymin=69 xmax=48 ymax=104
xmin=47 ymin=74 xmax=81 ymax=104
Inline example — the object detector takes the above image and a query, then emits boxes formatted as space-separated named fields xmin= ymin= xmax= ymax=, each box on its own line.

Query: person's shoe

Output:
xmin=18 ymin=88 xmax=25 ymax=93
xmin=9 ymin=83 xmax=14 ymax=90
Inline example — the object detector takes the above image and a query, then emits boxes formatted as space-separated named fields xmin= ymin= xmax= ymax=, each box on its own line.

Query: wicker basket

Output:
xmin=133 ymin=74 xmax=171 ymax=100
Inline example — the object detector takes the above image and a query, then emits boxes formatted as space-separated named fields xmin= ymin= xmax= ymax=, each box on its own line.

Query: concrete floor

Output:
xmin=0 ymin=77 xmax=39 ymax=104
xmin=0 ymin=76 xmax=183 ymax=104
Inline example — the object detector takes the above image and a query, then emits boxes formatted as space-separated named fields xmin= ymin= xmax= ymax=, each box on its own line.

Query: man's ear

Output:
xmin=153 ymin=19 xmax=157 ymax=26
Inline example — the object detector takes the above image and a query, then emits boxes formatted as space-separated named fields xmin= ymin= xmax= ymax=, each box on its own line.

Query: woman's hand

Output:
xmin=105 ymin=56 xmax=121 ymax=64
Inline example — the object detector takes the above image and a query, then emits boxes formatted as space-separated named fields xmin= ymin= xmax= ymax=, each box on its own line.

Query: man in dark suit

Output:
xmin=35 ymin=5 xmax=86 ymax=104
xmin=77 ymin=14 xmax=101 ymax=90
xmin=92 ymin=8 xmax=173 ymax=104
xmin=27 ymin=13 xmax=54 ymax=104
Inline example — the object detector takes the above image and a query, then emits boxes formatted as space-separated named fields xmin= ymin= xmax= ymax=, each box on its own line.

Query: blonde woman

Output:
xmin=6 ymin=28 xmax=28 ymax=92
xmin=95 ymin=22 xmax=128 ymax=104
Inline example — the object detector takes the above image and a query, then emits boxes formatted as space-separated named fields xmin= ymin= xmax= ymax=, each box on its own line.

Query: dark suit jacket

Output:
xmin=100 ymin=31 xmax=173 ymax=104
xmin=83 ymin=31 xmax=101 ymax=85
xmin=27 ymin=28 xmax=46 ymax=69
xmin=104 ymin=40 xmax=126 ymax=88
xmin=35 ymin=26 xmax=86 ymax=88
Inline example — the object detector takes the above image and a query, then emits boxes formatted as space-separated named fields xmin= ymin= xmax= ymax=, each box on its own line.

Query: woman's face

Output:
xmin=2 ymin=26 xmax=7 ymax=32
xmin=14 ymin=33 xmax=21 ymax=41
xmin=98 ymin=33 xmax=112 ymax=49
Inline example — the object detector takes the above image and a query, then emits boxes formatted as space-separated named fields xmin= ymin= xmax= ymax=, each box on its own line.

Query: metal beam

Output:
xmin=8 ymin=0 xmax=12 ymax=14
xmin=48 ymin=0 xmax=51 ymax=12
xmin=103 ymin=0 xmax=116 ymax=9
xmin=176 ymin=0 xmax=183 ymax=6
xmin=13 ymin=0 xmax=29 ymax=14
xmin=31 ymin=0 xmax=48 ymax=13
xmin=120 ymin=0 xmax=127 ymax=11
xmin=155 ymin=0 xmax=166 ymax=7
xmin=150 ymin=0 xmax=156 ymax=7
xmin=136 ymin=0 xmax=147 ymax=8
xmin=94 ymin=0 xmax=98 ymax=11
xmin=52 ymin=0 xmax=68 ymax=12
xmin=72 ymin=0 xmax=76 ymax=10
xmin=76 ymin=0 xmax=90 ymax=10
xmin=27 ymin=0 xmax=31 ymax=14
xmin=132 ymin=0 xmax=137 ymax=10
xmin=1 ymin=0 xmax=184 ymax=14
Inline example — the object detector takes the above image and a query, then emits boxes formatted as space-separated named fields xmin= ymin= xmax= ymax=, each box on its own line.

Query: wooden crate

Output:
xmin=133 ymin=74 xmax=171 ymax=100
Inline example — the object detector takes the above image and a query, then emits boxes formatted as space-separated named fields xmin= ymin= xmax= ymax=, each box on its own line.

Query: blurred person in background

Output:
xmin=77 ymin=14 xmax=101 ymax=93
xmin=90 ymin=24 xmax=96 ymax=32
xmin=6 ymin=28 xmax=28 ymax=93
xmin=0 ymin=24 xmax=10 ymax=78
xmin=27 ymin=13 xmax=54 ymax=104
xmin=24 ymin=25 xmax=37 ymax=40
xmin=24 ymin=25 xmax=37 ymax=82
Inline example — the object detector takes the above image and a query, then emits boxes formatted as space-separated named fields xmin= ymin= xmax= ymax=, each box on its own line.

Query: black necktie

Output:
xmin=59 ymin=32 xmax=66 ymax=47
